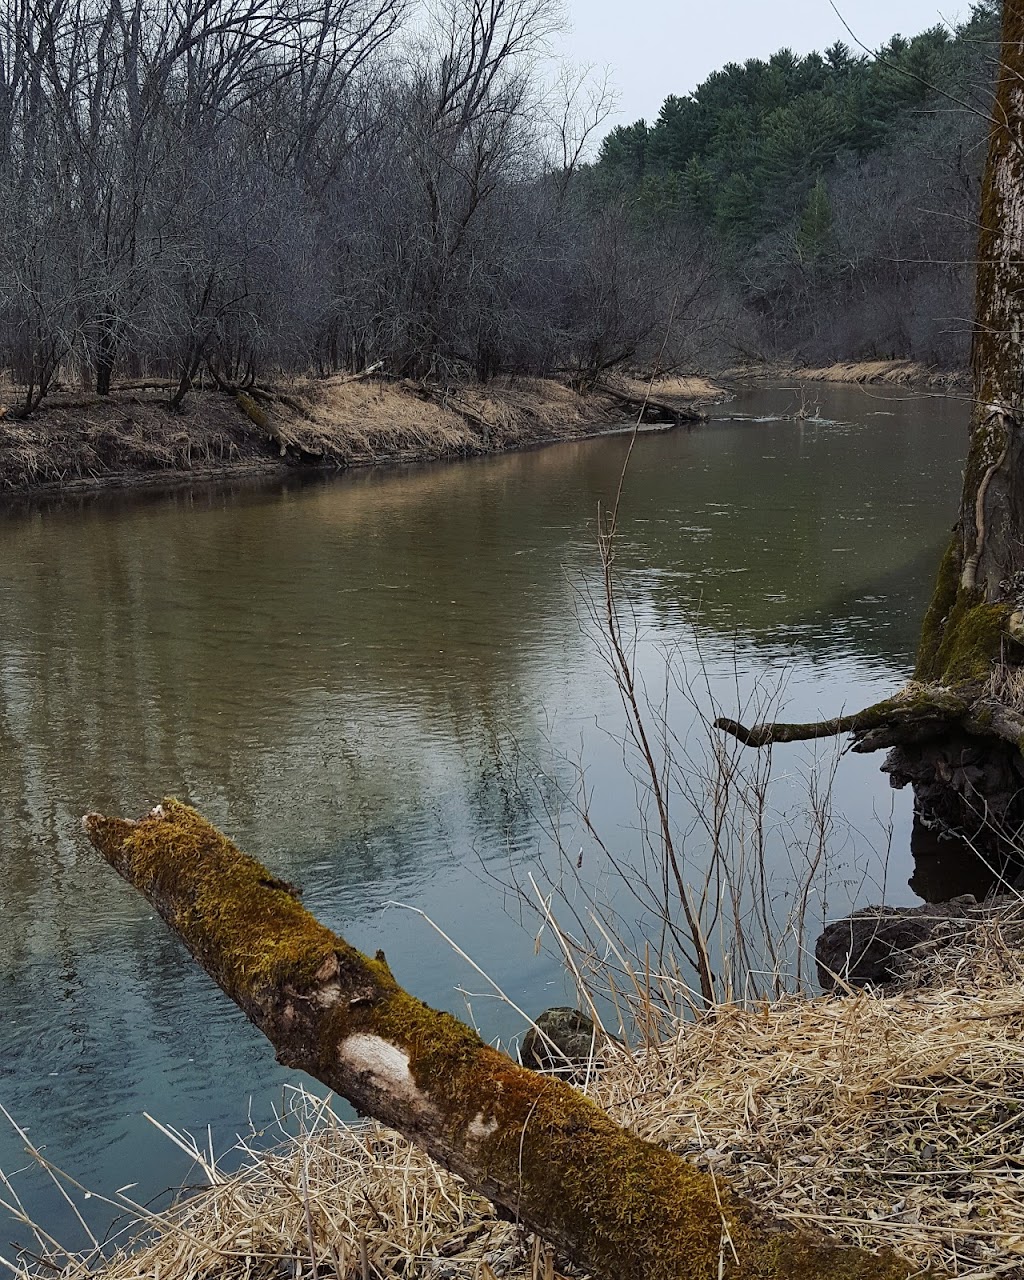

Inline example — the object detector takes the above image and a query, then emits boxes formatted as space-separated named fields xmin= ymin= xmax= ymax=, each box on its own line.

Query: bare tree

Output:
xmin=0 ymin=0 xmax=713 ymax=407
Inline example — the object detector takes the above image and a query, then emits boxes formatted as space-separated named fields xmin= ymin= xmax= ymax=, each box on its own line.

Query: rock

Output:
xmin=815 ymin=895 xmax=983 ymax=991
xmin=521 ymin=1007 xmax=599 ymax=1076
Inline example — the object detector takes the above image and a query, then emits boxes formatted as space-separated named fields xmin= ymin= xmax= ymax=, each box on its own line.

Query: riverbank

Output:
xmin=11 ymin=901 xmax=1022 ymax=1280
xmin=727 ymin=359 xmax=968 ymax=387
xmin=0 ymin=374 xmax=721 ymax=498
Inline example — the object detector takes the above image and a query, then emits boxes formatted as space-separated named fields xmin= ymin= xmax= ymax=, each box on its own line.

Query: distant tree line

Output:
xmin=592 ymin=1 xmax=1001 ymax=367
xmin=0 ymin=0 xmax=1000 ymax=417
xmin=0 ymin=0 xmax=717 ymax=415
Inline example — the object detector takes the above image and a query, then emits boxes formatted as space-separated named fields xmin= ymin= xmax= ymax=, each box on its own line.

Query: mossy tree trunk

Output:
xmin=720 ymin=5 xmax=1024 ymax=858
xmin=919 ymin=0 xmax=1024 ymax=659
xmin=84 ymin=799 xmax=921 ymax=1280
xmin=887 ymin=1 xmax=1024 ymax=849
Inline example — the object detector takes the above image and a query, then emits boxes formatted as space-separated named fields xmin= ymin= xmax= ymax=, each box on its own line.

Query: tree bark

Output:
xmin=83 ymin=798 xmax=921 ymax=1280
xmin=719 ymin=3 xmax=1024 ymax=856
xmin=881 ymin=1 xmax=1024 ymax=848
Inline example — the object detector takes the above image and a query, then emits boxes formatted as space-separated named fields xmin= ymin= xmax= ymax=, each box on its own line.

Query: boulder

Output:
xmin=521 ymin=1007 xmax=599 ymax=1076
xmin=815 ymin=895 xmax=982 ymax=991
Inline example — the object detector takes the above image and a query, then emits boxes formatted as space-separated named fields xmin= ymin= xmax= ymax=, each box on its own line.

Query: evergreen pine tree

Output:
xmin=797 ymin=175 xmax=834 ymax=262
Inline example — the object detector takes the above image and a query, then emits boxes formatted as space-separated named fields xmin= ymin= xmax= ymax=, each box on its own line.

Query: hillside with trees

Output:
xmin=0 ymin=0 xmax=711 ymax=417
xmin=591 ymin=1 xmax=1001 ymax=367
xmin=0 ymin=0 xmax=1002 ymax=430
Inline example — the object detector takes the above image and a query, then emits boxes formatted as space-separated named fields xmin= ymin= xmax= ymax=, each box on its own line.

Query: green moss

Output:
xmin=914 ymin=535 xmax=961 ymax=681
xmin=933 ymin=594 xmax=1011 ymax=685
xmin=111 ymin=798 xmax=341 ymax=996
xmin=912 ymin=532 xmax=1015 ymax=687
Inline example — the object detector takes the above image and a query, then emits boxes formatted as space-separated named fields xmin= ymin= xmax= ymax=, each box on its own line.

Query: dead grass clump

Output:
xmin=4 ymin=1091 xmax=534 ymax=1280
xmin=268 ymin=374 xmax=625 ymax=463
xmin=729 ymin=360 xmax=968 ymax=387
xmin=987 ymin=659 xmax=1024 ymax=712
xmin=11 ymin=908 xmax=1024 ymax=1280
xmin=591 ymin=901 xmax=1024 ymax=1278
xmin=620 ymin=374 xmax=726 ymax=401
xmin=0 ymin=394 xmax=254 ymax=491
xmin=275 ymin=377 xmax=475 ymax=462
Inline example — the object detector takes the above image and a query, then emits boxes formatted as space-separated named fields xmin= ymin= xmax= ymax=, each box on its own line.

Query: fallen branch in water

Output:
xmin=714 ymin=688 xmax=973 ymax=750
xmin=83 ymin=799 xmax=921 ymax=1280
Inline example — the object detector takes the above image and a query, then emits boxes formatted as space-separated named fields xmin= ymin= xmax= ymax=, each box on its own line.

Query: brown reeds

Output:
xmin=0 ymin=374 xmax=655 ymax=495
xmin=591 ymin=901 xmax=1024 ymax=1278
xmin=6 ymin=903 xmax=1024 ymax=1280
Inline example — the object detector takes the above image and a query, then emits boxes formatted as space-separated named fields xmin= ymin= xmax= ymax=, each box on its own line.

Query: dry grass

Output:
xmin=269 ymin=377 xmax=474 ymax=462
xmin=728 ymin=360 xmax=967 ymax=388
xmin=282 ymin=375 xmax=612 ymax=463
xmin=0 ymin=376 xmax=627 ymax=495
xmin=0 ymin=392 xmax=252 ymax=491
xmin=1 ymin=1092 xmax=535 ymax=1280
xmin=593 ymin=901 xmax=1024 ymax=1278
xmin=619 ymin=374 xmax=726 ymax=401
xmin=9 ymin=904 xmax=1024 ymax=1280
xmin=987 ymin=661 xmax=1024 ymax=713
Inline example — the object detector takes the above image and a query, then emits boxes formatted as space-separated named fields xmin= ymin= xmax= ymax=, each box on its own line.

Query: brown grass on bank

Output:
xmin=0 ymin=374 xmax=649 ymax=496
xmin=618 ymin=374 xmax=727 ymax=402
xmin=8 ymin=903 xmax=1024 ymax=1280
xmin=0 ymin=391 xmax=251 ymax=492
xmin=727 ymin=360 xmax=967 ymax=388
xmin=593 ymin=904 xmax=1024 ymax=1279
xmin=281 ymin=375 xmax=624 ymax=465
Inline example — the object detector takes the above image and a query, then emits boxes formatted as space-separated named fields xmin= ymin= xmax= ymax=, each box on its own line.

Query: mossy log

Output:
xmin=83 ymin=799 xmax=922 ymax=1280
xmin=714 ymin=686 xmax=1024 ymax=752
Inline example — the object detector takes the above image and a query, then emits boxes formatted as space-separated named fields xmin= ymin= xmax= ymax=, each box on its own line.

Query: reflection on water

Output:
xmin=907 ymin=816 xmax=1022 ymax=902
xmin=0 ymin=382 xmax=967 ymax=1241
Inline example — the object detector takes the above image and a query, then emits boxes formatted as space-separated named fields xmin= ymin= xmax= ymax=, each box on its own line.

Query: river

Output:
xmin=0 ymin=381 xmax=970 ymax=1250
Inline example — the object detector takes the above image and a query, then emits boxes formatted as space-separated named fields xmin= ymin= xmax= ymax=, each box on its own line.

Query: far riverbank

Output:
xmin=727 ymin=359 xmax=968 ymax=388
xmin=0 ymin=374 xmax=723 ymax=499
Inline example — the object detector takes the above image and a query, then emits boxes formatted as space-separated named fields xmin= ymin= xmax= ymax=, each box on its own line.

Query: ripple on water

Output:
xmin=0 ymin=383 xmax=968 ymax=1238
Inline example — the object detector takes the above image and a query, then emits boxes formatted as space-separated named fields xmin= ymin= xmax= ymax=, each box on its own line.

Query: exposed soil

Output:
xmin=0 ymin=374 xmax=722 ymax=498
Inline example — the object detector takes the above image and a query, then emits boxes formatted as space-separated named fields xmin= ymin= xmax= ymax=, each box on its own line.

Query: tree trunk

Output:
xmin=83 ymin=799 xmax=920 ymax=1280
xmin=718 ymin=3 xmax=1024 ymax=862
xmin=890 ymin=0 xmax=1024 ymax=850
xmin=94 ymin=318 xmax=115 ymax=396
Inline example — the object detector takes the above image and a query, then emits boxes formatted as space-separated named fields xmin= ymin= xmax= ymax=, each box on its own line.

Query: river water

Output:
xmin=0 ymin=382 xmax=969 ymax=1249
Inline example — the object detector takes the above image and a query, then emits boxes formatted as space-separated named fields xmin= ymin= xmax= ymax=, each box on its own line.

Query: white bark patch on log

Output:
xmin=342 ymin=1034 xmax=425 ymax=1107
xmin=467 ymin=1111 xmax=499 ymax=1141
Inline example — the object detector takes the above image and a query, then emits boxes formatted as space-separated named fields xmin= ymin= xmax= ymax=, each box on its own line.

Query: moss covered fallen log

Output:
xmin=83 ymin=799 xmax=924 ymax=1280
xmin=713 ymin=688 xmax=975 ymax=751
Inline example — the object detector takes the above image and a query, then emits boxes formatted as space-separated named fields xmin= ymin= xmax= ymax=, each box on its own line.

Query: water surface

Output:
xmin=0 ymin=381 xmax=968 ymax=1247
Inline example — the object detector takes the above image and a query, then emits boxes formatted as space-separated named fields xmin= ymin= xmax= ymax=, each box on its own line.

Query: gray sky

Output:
xmin=556 ymin=0 xmax=968 ymax=126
